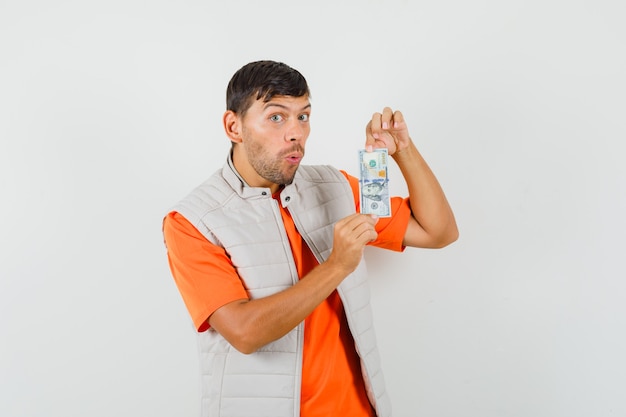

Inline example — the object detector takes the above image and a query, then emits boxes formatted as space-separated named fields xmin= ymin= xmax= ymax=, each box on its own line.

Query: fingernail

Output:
xmin=382 ymin=122 xmax=389 ymax=129
xmin=373 ymin=133 xmax=379 ymax=139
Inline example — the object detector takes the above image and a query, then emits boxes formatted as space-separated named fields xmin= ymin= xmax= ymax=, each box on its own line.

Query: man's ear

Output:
xmin=223 ymin=110 xmax=242 ymax=145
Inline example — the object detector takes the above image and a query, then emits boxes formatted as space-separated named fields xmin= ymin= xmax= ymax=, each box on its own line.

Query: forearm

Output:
xmin=209 ymin=209 xmax=377 ymax=354
xmin=393 ymin=141 xmax=458 ymax=247
xmin=209 ymin=259 xmax=350 ymax=354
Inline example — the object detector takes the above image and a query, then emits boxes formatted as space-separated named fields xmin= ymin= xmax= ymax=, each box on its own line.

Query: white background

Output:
xmin=1 ymin=1 xmax=625 ymax=416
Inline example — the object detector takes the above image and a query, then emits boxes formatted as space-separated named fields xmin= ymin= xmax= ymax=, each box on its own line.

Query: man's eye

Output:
xmin=298 ymin=114 xmax=309 ymax=122
xmin=270 ymin=114 xmax=283 ymax=122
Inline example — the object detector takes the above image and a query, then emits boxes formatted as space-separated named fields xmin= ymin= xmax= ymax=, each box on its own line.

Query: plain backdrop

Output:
xmin=1 ymin=1 xmax=625 ymax=416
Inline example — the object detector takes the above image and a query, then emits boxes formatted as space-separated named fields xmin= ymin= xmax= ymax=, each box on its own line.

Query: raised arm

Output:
xmin=365 ymin=107 xmax=458 ymax=248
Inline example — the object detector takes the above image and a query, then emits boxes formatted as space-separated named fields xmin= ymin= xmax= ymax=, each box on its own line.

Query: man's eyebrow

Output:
xmin=263 ymin=102 xmax=312 ymax=111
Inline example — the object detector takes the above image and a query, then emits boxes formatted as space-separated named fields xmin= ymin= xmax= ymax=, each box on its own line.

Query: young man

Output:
xmin=163 ymin=60 xmax=458 ymax=417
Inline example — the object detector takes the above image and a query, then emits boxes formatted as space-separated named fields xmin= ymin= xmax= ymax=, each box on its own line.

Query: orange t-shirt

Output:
xmin=163 ymin=171 xmax=411 ymax=416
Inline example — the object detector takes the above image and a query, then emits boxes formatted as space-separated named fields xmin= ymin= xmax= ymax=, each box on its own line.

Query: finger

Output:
xmin=337 ymin=212 xmax=361 ymax=226
xmin=336 ymin=214 xmax=378 ymax=246
xmin=353 ymin=221 xmax=378 ymax=243
xmin=364 ymin=120 xmax=376 ymax=150
xmin=343 ymin=212 xmax=370 ymax=229
xmin=360 ymin=213 xmax=380 ymax=225
xmin=355 ymin=213 xmax=379 ymax=226
xmin=391 ymin=110 xmax=406 ymax=130
xmin=336 ymin=213 xmax=368 ymax=235
xmin=357 ymin=231 xmax=378 ymax=245
xmin=370 ymin=112 xmax=382 ymax=135
xmin=380 ymin=107 xmax=393 ymax=130
xmin=352 ymin=214 xmax=379 ymax=235
xmin=339 ymin=213 xmax=374 ymax=234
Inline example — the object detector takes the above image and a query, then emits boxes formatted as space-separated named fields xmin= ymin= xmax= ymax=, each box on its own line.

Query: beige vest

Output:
xmin=171 ymin=157 xmax=391 ymax=417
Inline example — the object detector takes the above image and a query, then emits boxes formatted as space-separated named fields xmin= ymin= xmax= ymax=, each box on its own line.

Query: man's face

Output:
xmin=234 ymin=95 xmax=311 ymax=191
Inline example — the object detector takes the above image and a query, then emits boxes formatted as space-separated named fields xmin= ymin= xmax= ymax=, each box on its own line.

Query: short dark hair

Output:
xmin=226 ymin=60 xmax=310 ymax=116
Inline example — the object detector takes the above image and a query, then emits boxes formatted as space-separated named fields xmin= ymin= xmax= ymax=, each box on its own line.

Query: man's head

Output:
xmin=226 ymin=60 xmax=310 ymax=117
xmin=223 ymin=61 xmax=312 ymax=193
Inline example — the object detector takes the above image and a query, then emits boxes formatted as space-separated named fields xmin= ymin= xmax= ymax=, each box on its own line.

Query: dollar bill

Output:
xmin=358 ymin=148 xmax=391 ymax=217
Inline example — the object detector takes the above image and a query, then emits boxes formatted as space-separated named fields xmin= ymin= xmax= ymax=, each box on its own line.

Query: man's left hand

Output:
xmin=365 ymin=107 xmax=412 ymax=156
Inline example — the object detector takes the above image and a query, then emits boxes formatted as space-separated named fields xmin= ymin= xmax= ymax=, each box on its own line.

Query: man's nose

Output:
xmin=285 ymin=119 xmax=305 ymax=142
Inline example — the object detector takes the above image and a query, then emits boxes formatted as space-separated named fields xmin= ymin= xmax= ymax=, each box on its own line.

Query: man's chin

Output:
xmin=280 ymin=166 xmax=299 ymax=185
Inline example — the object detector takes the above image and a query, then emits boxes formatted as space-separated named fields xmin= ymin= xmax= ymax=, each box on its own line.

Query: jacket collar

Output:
xmin=222 ymin=152 xmax=299 ymax=206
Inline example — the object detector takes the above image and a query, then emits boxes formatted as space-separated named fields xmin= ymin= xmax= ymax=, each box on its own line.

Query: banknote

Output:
xmin=358 ymin=148 xmax=391 ymax=217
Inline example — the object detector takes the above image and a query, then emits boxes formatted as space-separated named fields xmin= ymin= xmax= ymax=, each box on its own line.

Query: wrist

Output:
xmin=391 ymin=140 xmax=418 ymax=163
xmin=323 ymin=254 xmax=356 ymax=278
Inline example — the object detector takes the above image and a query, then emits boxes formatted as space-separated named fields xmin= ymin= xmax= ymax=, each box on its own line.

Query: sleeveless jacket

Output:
xmin=170 ymin=157 xmax=392 ymax=417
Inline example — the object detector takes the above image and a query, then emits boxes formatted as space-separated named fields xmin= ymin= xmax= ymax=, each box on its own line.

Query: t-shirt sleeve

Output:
xmin=162 ymin=211 xmax=249 ymax=332
xmin=340 ymin=170 xmax=412 ymax=252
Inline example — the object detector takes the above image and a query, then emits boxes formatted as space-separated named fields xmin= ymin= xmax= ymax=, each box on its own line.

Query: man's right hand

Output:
xmin=327 ymin=213 xmax=379 ymax=274
xmin=208 ymin=213 xmax=378 ymax=354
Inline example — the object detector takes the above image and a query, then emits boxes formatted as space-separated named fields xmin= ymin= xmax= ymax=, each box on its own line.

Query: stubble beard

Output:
xmin=246 ymin=142 xmax=305 ymax=186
